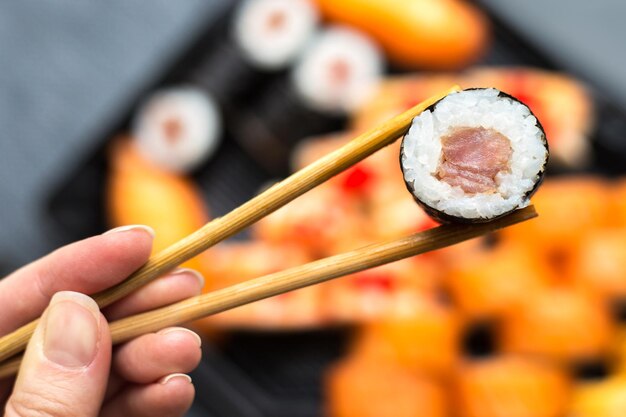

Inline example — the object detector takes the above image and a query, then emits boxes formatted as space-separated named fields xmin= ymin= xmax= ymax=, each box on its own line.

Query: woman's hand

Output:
xmin=0 ymin=225 xmax=204 ymax=417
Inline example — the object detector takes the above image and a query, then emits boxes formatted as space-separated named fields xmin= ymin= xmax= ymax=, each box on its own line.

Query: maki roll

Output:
xmin=292 ymin=25 xmax=384 ymax=114
xmin=400 ymin=88 xmax=548 ymax=223
xmin=233 ymin=0 xmax=319 ymax=71
xmin=230 ymin=25 xmax=385 ymax=175
xmin=132 ymin=86 xmax=222 ymax=173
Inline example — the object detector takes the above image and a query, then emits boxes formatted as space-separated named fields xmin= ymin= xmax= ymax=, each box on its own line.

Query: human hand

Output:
xmin=0 ymin=226 xmax=204 ymax=416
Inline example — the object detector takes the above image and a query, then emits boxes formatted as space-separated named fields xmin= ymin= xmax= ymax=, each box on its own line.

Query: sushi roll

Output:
xmin=292 ymin=25 xmax=384 ymax=114
xmin=179 ymin=0 xmax=319 ymax=121
xmin=400 ymin=88 xmax=549 ymax=223
xmin=227 ymin=25 xmax=384 ymax=175
xmin=233 ymin=0 xmax=319 ymax=70
xmin=132 ymin=86 xmax=221 ymax=173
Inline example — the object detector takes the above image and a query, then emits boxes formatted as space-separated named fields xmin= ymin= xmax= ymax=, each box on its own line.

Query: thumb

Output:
xmin=5 ymin=291 xmax=111 ymax=417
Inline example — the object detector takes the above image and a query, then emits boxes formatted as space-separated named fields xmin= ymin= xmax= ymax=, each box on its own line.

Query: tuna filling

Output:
xmin=436 ymin=127 xmax=512 ymax=194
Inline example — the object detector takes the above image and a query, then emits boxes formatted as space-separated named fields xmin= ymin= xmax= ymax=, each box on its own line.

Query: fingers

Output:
xmin=100 ymin=374 xmax=194 ymax=417
xmin=4 ymin=292 xmax=111 ymax=417
xmin=103 ymin=269 xmax=204 ymax=321
xmin=113 ymin=327 xmax=202 ymax=384
xmin=0 ymin=225 xmax=154 ymax=334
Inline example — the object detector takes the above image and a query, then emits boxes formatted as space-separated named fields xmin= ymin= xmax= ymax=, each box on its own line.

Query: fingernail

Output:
xmin=159 ymin=373 xmax=192 ymax=385
xmin=43 ymin=292 xmax=101 ymax=368
xmin=172 ymin=268 xmax=205 ymax=289
xmin=158 ymin=327 xmax=202 ymax=348
xmin=103 ymin=224 xmax=155 ymax=237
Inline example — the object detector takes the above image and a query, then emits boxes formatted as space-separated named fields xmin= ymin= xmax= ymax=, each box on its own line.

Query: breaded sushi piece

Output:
xmin=323 ymin=257 xmax=441 ymax=323
xmin=610 ymin=327 xmax=626 ymax=375
xmin=571 ymin=228 xmax=626 ymax=301
xmin=233 ymin=0 xmax=319 ymax=70
xmin=370 ymin=196 xmax=439 ymax=240
xmin=292 ymin=25 xmax=384 ymax=114
xmin=349 ymin=296 xmax=461 ymax=377
xmin=351 ymin=73 xmax=462 ymax=133
xmin=252 ymin=185 xmax=369 ymax=257
xmin=612 ymin=178 xmax=626 ymax=227
xmin=132 ymin=86 xmax=221 ymax=173
xmin=445 ymin=241 xmax=550 ymax=321
xmin=400 ymin=88 xmax=548 ymax=223
xmin=570 ymin=377 xmax=626 ymax=417
xmin=500 ymin=177 xmax=611 ymax=254
xmin=353 ymin=68 xmax=594 ymax=167
xmin=455 ymin=356 xmax=571 ymax=417
xmin=499 ymin=286 xmax=614 ymax=363
xmin=293 ymin=132 xmax=409 ymax=207
xmin=200 ymin=241 xmax=324 ymax=329
xmin=106 ymin=137 xmax=210 ymax=274
xmin=326 ymin=357 xmax=447 ymax=417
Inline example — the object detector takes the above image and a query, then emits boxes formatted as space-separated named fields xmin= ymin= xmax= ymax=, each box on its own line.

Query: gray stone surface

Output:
xmin=0 ymin=0 xmax=221 ymax=271
xmin=479 ymin=0 xmax=626 ymax=110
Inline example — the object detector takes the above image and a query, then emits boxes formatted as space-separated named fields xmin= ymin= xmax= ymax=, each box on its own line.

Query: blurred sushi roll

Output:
xmin=401 ymin=88 xmax=548 ymax=223
xmin=181 ymin=0 xmax=319 ymax=115
xmin=227 ymin=25 xmax=384 ymax=174
xmin=233 ymin=0 xmax=319 ymax=70
xmin=132 ymin=86 xmax=221 ymax=173
xmin=292 ymin=26 xmax=384 ymax=114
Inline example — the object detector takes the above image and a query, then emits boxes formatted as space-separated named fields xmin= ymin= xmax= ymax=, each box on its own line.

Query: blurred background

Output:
xmin=2 ymin=0 xmax=626 ymax=416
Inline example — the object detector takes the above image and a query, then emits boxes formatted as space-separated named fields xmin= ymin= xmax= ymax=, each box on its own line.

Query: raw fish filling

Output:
xmin=436 ymin=127 xmax=512 ymax=194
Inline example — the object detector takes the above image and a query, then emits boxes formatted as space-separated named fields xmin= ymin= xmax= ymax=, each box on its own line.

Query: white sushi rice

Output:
xmin=233 ymin=0 xmax=319 ymax=70
xmin=133 ymin=87 xmax=221 ymax=173
xmin=292 ymin=26 xmax=384 ymax=114
xmin=401 ymin=88 xmax=547 ymax=220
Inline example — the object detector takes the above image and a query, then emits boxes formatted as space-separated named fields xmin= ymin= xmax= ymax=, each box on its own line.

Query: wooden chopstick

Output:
xmin=0 ymin=205 xmax=537 ymax=379
xmin=0 ymin=85 xmax=461 ymax=364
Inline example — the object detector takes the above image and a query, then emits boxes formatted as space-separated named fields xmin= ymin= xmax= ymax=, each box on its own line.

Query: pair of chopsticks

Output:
xmin=0 ymin=85 xmax=537 ymax=379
